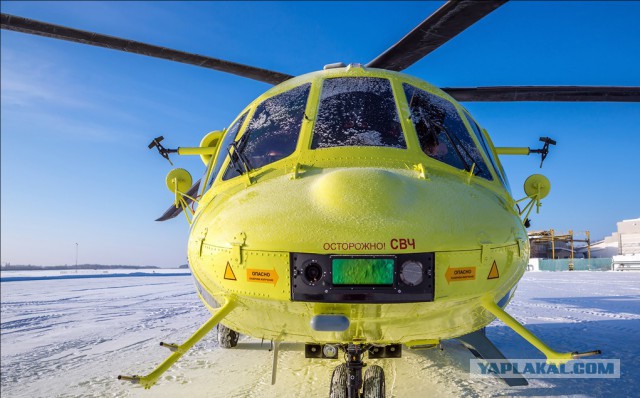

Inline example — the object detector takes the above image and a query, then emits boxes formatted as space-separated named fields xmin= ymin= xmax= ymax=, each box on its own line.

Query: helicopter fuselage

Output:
xmin=187 ymin=66 xmax=529 ymax=345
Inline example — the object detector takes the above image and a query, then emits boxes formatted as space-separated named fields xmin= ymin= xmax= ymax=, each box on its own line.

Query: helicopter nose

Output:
xmin=198 ymin=165 xmax=521 ymax=253
xmin=311 ymin=168 xmax=418 ymax=216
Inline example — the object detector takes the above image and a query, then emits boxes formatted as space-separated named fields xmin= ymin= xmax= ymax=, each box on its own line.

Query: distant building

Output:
xmin=528 ymin=230 xmax=587 ymax=260
xmin=576 ymin=218 xmax=640 ymax=258
xmin=528 ymin=218 xmax=639 ymax=260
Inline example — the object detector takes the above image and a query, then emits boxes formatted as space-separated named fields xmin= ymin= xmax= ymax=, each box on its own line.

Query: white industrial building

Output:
xmin=575 ymin=218 xmax=640 ymax=257
xmin=575 ymin=218 xmax=640 ymax=270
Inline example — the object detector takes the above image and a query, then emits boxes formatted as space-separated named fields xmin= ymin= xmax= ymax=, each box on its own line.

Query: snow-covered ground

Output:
xmin=1 ymin=271 xmax=638 ymax=397
xmin=0 ymin=268 xmax=190 ymax=281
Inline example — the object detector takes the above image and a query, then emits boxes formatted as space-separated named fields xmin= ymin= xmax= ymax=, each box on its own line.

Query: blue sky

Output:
xmin=1 ymin=1 xmax=639 ymax=267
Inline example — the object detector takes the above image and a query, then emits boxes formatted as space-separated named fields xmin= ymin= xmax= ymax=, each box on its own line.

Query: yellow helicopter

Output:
xmin=3 ymin=2 xmax=639 ymax=397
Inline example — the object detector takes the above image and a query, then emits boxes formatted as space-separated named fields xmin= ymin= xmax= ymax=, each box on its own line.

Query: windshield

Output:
xmin=463 ymin=111 xmax=510 ymax=190
xmin=403 ymin=84 xmax=492 ymax=180
xmin=312 ymin=77 xmax=405 ymax=149
xmin=206 ymin=112 xmax=247 ymax=189
xmin=223 ymin=84 xmax=311 ymax=180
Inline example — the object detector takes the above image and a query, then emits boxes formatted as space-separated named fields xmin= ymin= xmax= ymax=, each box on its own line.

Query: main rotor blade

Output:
xmin=367 ymin=0 xmax=508 ymax=71
xmin=1 ymin=13 xmax=293 ymax=85
xmin=442 ymin=86 xmax=640 ymax=102
xmin=156 ymin=180 xmax=201 ymax=222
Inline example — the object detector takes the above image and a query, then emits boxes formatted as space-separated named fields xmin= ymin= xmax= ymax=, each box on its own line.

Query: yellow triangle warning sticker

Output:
xmin=487 ymin=261 xmax=500 ymax=279
xmin=224 ymin=262 xmax=237 ymax=281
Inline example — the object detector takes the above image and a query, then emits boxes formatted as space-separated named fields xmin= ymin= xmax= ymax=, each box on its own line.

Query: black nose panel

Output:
xmin=290 ymin=252 xmax=435 ymax=303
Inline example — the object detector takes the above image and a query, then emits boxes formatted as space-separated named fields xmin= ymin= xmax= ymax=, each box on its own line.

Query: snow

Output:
xmin=1 ymin=271 xmax=639 ymax=397
xmin=0 ymin=269 xmax=190 ymax=280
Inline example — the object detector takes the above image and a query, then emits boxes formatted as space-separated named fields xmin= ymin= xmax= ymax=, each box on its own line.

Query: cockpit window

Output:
xmin=206 ymin=112 xmax=247 ymax=189
xmin=223 ymin=83 xmax=310 ymax=180
xmin=403 ymin=84 xmax=492 ymax=180
xmin=312 ymin=77 xmax=405 ymax=149
xmin=463 ymin=111 xmax=510 ymax=190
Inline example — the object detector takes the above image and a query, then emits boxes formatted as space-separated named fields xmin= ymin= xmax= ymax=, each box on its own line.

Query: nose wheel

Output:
xmin=363 ymin=365 xmax=385 ymax=398
xmin=217 ymin=324 xmax=239 ymax=348
xmin=330 ymin=364 xmax=348 ymax=398
xmin=329 ymin=344 xmax=386 ymax=398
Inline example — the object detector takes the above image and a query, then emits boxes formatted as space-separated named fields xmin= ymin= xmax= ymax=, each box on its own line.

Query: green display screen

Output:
xmin=332 ymin=258 xmax=394 ymax=285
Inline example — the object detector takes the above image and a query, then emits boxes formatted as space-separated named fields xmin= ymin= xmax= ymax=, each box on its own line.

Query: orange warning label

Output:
xmin=487 ymin=261 xmax=500 ymax=279
xmin=224 ymin=262 xmax=237 ymax=281
xmin=445 ymin=266 xmax=476 ymax=283
xmin=246 ymin=268 xmax=279 ymax=286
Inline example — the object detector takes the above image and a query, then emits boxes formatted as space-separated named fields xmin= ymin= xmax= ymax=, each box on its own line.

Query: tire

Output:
xmin=329 ymin=364 xmax=348 ymax=398
xmin=363 ymin=365 xmax=385 ymax=398
xmin=217 ymin=324 xmax=239 ymax=348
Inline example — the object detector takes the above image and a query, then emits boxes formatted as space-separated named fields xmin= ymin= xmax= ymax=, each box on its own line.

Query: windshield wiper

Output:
xmin=440 ymin=128 xmax=485 ymax=176
xmin=227 ymin=133 xmax=252 ymax=175
xmin=438 ymin=128 xmax=472 ymax=172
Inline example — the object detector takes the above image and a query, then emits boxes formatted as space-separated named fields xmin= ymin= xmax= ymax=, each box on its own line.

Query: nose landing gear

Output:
xmin=320 ymin=343 xmax=392 ymax=398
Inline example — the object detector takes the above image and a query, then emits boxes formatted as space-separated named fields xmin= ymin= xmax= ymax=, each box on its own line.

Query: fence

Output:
xmin=538 ymin=258 xmax=612 ymax=271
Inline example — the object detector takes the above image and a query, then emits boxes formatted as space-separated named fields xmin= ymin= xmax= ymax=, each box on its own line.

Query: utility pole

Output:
xmin=75 ymin=243 xmax=79 ymax=273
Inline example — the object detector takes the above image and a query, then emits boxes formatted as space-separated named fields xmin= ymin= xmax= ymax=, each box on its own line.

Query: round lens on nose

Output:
xmin=400 ymin=260 xmax=424 ymax=286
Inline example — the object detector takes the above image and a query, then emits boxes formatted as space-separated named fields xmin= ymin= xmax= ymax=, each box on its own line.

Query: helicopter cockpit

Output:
xmin=204 ymin=70 xmax=509 ymax=195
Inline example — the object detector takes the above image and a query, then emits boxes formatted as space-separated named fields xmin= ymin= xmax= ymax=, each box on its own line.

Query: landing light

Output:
xmin=322 ymin=344 xmax=339 ymax=358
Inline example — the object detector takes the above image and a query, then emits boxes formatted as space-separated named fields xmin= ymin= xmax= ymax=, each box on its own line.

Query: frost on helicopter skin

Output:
xmin=312 ymin=77 xmax=405 ymax=149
